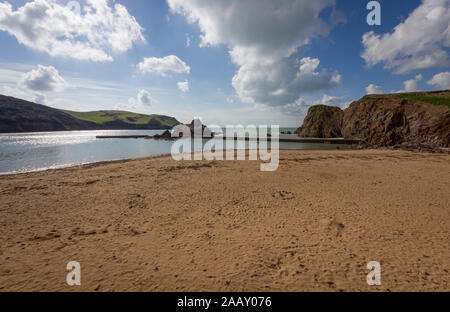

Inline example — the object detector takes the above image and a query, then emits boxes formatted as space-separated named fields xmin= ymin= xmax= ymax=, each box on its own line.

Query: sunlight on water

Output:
xmin=0 ymin=130 xmax=170 ymax=174
xmin=1 ymin=132 xmax=98 ymax=146
xmin=0 ymin=129 xmax=348 ymax=175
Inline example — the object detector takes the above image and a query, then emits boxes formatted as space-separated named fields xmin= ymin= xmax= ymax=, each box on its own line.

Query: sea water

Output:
xmin=0 ymin=129 xmax=349 ymax=174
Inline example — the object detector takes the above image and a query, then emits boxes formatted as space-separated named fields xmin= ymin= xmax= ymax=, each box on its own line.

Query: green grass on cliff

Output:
xmin=365 ymin=90 xmax=450 ymax=109
xmin=309 ymin=105 xmax=328 ymax=117
xmin=62 ymin=110 xmax=178 ymax=127
xmin=308 ymin=104 xmax=342 ymax=118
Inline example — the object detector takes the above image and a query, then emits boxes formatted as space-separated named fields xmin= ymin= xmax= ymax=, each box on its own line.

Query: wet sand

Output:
xmin=0 ymin=149 xmax=449 ymax=291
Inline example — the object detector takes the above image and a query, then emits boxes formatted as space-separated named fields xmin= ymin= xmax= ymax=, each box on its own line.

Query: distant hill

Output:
xmin=0 ymin=95 xmax=180 ymax=133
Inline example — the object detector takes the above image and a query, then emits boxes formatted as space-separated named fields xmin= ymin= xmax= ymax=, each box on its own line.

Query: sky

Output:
xmin=0 ymin=0 xmax=449 ymax=126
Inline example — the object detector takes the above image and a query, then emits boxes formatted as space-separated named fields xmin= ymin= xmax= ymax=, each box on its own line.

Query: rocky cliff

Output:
xmin=343 ymin=94 xmax=449 ymax=149
xmin=297 ymin=91 xmax=450 ymax=151
xmin=296 ymin=105 xmax=343 ymax=138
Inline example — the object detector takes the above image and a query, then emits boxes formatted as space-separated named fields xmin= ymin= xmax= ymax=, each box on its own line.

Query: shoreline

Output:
xmin=0 ymin=153 xmax=174 ymax=177
xmin=1 ymin=149 xmax=449 ymax=291
xmin=1 ymin=145 xmax=445 ymax=177
xmin=0 ymin=128 xmax=175 ymax=136
xmin=0 ymin=147 xmax=356 ymax=177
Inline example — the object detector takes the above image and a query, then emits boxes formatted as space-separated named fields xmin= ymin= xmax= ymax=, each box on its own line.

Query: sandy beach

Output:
xmin=0 ymin=149 xmax=449 ymax=292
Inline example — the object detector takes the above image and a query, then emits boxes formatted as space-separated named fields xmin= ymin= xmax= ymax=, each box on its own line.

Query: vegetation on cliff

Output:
xmin=364 ymin=90 xmax=450 ymax=109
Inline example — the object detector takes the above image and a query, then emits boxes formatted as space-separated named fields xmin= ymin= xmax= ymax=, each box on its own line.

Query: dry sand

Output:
xmin=0 ymin=149 xmax=449 ymax=292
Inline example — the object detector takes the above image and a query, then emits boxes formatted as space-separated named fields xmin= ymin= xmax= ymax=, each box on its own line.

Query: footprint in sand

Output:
xmin=319 ymin=219 xmax=345 ymax=237
xmin=272 ymin=191 xmax=296 ymax=200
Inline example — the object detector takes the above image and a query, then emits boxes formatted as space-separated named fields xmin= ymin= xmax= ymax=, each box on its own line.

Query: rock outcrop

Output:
xmin=187 ymin=119 xmax=215 ymax=138
xmin=297 ymin=91 xmax=450 ymax=151
xmin=174 ymin=119 xmax=214 ymax=138
xmin=150 ymin=119 xmax=215 ymax=140
xmin=343 ymin=96 xmax=449 ymax=149
xmin=150 ymin=130 xmax=174 ymax=140
xmin=296 ymin=105 xmax=343 ymax=138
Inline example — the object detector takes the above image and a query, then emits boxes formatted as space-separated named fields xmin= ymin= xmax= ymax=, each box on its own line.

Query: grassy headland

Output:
xmin=364 ymin=90 xmax=450 ymax=109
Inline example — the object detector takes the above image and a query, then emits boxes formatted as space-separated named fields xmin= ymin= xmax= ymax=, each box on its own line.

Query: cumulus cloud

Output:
xmin=20 ymin=65 xmax=66 ymax=92
xmin=428 ymin=72 xmax=450 ymax=89
xmin=281 ymin=98 xmax=310 ymax=115
xmin=136 ymin=89 xmax=152 ymax=106
xmin=168 ymin=0 xmax=341 ymax=106
xmin=233 ymin=56 xmax=340 ymax=107
xmin=177 ymin=80 xmax=189 ymax=92
xmin=366 ymin=84 xmax=384 ymax=94
xmin=185 ymin=34 xmax=191 ymax=47
xmin=361 ymin=0 xmax=450 ymax=74
xmin=137 ymin=55 xmax=191 ymax=76
xmin=121 ymin=90 xmax=153 ymax=112
xmin=0 ymin=0 xmax=145 ymax=62
xmin=232 ymin=56 xmax=340 ymax=106
xmin=318 ymin=94 xmax=350 ymax=108
xmin=281 ymin=94 xmax=348 ymax=115
xmin=168 ymin=0 xmax=335 ymax=65
xmin=400 ymin=74 xmax=423 ymax=92
xmin=34 ymin=93 xmax=46 ymax=104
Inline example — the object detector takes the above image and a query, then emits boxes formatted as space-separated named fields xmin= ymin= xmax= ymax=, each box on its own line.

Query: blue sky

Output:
xmin=0 ymin=0 xmax=449 ymax=126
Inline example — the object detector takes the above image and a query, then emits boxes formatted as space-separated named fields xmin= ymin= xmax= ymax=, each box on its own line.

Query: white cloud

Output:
xmin=185 ymin=34 xmax=191 ymax=47
xmin=428 ymin=72 xmax=450 ymax=89
xmin=168 ymin=0 xmax=341 ymax=106
xmin=366 ymin=84 xmax=384 ymax=94
xmin=121 ymin=89 xmax=153 ymax=111
xmin=168 ymin=0 xmax=335 ymax=65
xmin=34 ymin=93 xmax=46 ymax=104
xmin=281 ymin=98 xmax=310 ymax=115
xmin=1 ymin=64 xmax=61 ymax=105
xmin=20 ymin=65 xmax=66 ymax=92
xmin=391 ymin=74 xmax=424 ymax=93
xmin=401 ymin=74 xmax=423 ymax=92
xmin=280 ymin=94 xmax=349 ymax=116
xmin=361 ymin=0 xmax=450 ymax=74
xmin=232 ymin=56 xmax=340 ymax=106
xmin=0 ymin=0 xmax=145 ymax=62
xmin=318 ymin=94 xmax=349 ymax=108
xmin=177 ymin=80 xmax=189 ymax=92
xmin=137 ymin=55 xmax=191 ymax=76
xmin=137 ymin=89 xmax=152 ymax=106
